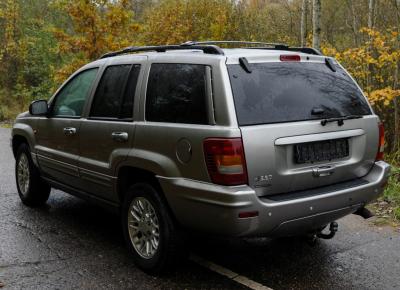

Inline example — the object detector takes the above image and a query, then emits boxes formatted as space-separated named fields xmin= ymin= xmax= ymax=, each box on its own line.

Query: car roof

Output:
xmin=85 ymin=48 xmax=327 ymax=69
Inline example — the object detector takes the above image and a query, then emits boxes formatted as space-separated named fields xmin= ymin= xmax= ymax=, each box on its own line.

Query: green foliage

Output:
xmin=395 ymin=207 xmax=400 ymax=221
xmin=383 ymin=165 xmax=400 ymax=222
xmin=0 ymin=0 xmax=61 ymax=120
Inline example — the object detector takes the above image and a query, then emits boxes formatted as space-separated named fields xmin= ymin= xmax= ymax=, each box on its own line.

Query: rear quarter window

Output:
xmin=145 ymin=63 xmax=208 ymax=125
xmin=228 ymin=62 xmax=371 ymax=126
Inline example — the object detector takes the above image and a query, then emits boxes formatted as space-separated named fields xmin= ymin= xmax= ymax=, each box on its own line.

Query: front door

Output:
xmin=78 ymin=62 xmax=143 ymax=202
xmin=36 ymin=68 xmax=99 ymax=188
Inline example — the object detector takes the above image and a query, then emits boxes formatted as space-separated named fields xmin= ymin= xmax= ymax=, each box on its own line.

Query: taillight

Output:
xmin=280 ymin=55 xmax=301 ymax=61
xmin=376 ymin=123 xmax=385 ymax=161
xmin=203 ymin=138 xmax=248 ymax=186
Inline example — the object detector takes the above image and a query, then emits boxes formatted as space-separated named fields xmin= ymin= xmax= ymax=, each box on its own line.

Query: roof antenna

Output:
xmin=239 ymin=57 xmax=252 ymax=73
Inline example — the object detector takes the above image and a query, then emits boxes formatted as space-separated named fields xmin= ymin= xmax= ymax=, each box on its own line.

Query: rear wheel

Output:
xmin=122 ymin=183 xmax=185 ymax=274
xmin=15 ymin=143 xmax=50 ymax=207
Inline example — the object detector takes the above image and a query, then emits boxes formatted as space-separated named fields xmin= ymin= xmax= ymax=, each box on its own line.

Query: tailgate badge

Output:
xmin=254 ymin=174 xmax=273 ymax=187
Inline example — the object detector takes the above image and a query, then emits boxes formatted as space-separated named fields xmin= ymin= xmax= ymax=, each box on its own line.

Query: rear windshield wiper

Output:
xmin=321 ymin=115 xmax=363 ymax=126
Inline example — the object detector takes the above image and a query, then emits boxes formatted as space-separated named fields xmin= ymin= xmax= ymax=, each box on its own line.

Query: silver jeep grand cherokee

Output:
xmin=11 ymin=41 xmax=390 ymax=273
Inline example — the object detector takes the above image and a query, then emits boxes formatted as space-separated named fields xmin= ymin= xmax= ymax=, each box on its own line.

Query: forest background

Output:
xmin=1 ymin=0 xmax=399 ymax=222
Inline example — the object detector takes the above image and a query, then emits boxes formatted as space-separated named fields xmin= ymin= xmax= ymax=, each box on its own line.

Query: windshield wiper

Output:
xmin=321 ymin=115 xmax=363 ymax=126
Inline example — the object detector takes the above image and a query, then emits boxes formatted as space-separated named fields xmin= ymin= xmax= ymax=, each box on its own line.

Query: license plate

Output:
xmin=294 ymin=138 xmax=349 ymax=164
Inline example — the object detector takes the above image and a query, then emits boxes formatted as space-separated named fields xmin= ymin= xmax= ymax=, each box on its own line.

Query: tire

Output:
xmin=15 ymin=143 xmax=50 ymax=207
xmin=121 ymin=183 xmax=186 ymax=274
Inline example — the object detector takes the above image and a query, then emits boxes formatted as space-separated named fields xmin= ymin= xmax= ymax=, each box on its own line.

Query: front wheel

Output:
xmin=121 ymin=183 xmax=186 ymax=274
xmin=15 ymin=143 xmax=50 ymax=207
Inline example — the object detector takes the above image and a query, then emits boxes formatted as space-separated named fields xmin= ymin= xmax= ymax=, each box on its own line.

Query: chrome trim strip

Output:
xmin=275 ymin=129 xmax=365 ymax=145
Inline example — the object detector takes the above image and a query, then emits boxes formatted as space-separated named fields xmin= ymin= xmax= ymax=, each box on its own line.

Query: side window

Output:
xmin=90 ymin=64 xmax=140 ymax=119
xmin=145 ymin=63 xmax=208 ymax=124
xmin=52 ymin=68 xmax=98 ymax=117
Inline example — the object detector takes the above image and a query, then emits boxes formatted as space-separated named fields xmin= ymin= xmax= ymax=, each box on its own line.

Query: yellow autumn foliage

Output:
xmin=52 ymin=0 xmax=140 ymax=83
xmin=322 ymin=28 xmax=400 ymax=107
xmin=367 ymin=88 xmax=400 ymax=106
xmin=140 ymin=0 xmax=235 ymax=44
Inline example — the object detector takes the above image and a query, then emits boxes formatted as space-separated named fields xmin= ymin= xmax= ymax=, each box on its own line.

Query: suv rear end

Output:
xmin=159 ymin=49 xmax=390 ymax=237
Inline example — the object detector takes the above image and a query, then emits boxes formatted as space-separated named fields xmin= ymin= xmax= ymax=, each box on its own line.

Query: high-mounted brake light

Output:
xmin=376 ymin=123 xmax=385 ymax=161
xmin=280 ymin=55 xmax=301 ymax=62
xmin=203 ymin=138 xmax=248 ymax=186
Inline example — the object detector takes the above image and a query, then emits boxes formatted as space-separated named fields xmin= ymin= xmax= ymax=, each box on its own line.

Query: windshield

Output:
xmin=228 ymin=61 xmax=372 ymax=126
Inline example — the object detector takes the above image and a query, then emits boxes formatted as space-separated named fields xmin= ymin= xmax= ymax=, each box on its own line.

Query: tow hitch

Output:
xmin=307 ymin=221 xmax=338 ymax=245
xmin=317 ymin=221 xmax=338 ymax=239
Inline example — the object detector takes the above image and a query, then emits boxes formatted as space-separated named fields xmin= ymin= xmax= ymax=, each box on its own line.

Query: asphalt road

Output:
xmin=1 ymin=127 xmax=400 ymax=290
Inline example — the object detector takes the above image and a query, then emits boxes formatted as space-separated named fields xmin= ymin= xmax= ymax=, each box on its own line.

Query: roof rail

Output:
xmin=181 ymin=40 xmax=289 ymax=48
xmin=99 ymin=41 xmax=323 ymax=59
xmin=182 ymin=41 xmax=322 ymax=55
xmin=99 ymin=44 xmax=224 ymax=59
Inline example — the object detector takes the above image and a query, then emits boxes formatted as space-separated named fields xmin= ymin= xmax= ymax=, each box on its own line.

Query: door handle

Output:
xmin=111 ymin=132 xmax=128 ymax=142
xmin=63 ymin=127 xmax=77 ymax=136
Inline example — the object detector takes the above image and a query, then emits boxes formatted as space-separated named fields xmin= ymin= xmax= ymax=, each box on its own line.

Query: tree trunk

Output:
xmin=300 ymin=0 xmax=308 ymax=46
xmin=312 ymin=0 xmax=321 ymax=51
xmin=368 ymin=0 xmax=375 ymax=30
xmin=346 ymin=0 xmax=359 ymax=46
xmin=366 ymin=0 xmax=375 ymax=97
xmin=393 ymin=0 xmax=400 ymax=151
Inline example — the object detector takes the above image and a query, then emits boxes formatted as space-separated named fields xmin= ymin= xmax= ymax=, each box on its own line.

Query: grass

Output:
xmin=369 ymin=163 xmax=400 ymax=226
xmin=0 ymin=102 xmax=22 ymax=127
xmin=0 ymin=122 xmax=13 ymax=128
xmin=0 ymin=103 xmax=22 ymax=121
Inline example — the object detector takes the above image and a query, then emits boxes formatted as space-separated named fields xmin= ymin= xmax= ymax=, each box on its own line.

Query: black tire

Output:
xmin=121 ymin=183 xmax=186 ymax=274
xmin=15 ymin=143 xmax=50 ymax=207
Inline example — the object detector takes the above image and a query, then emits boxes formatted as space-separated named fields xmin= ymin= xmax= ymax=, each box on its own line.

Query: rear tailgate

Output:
xmin=240 ymin=117 xmax=379 ymax=196
xmin=227 ymin=57 xmax=379 ymax=197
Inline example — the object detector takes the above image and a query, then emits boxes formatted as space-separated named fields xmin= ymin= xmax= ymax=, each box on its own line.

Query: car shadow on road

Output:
xmin=188 ymin=232 xmax=339 ymax=289
xmin=10 ymin=189 xmax=368 ymax=290
xmin=9 ymin=190 xmax=250 ymax=289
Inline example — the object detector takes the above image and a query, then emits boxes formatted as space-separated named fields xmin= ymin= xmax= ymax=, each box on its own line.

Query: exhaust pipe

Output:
xmin=353 ymin=207 xmax=374 ymax=219
xmin=317 ymin=222 xmax=338 ymax=239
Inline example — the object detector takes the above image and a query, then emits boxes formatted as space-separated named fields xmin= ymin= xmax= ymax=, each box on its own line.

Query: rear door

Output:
xmin=227 ymin=59 xmax=380 ymax=197
xmin=36 ymin=68 xmax=99 ymax=188
xmin=78 ymin=61 xmax=143 ymax=202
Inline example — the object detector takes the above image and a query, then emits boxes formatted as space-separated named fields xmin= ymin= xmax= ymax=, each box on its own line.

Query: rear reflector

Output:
xmin=238 ymin=211 xmax=259 ymax=219
xmin=203 ymin=138 xmax=248 ymax=186
xmin=376 ymin=123 xmax=385 ymax=161
xmin=280 ymin=55 xmax=301 ymax=62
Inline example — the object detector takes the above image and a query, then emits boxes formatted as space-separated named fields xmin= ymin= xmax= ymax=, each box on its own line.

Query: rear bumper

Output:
xmin=158 ymin=161 xmax=390 ymax=237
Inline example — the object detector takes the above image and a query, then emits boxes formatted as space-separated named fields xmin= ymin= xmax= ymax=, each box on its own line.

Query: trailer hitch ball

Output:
xmin=317 ymin=221 xmax=338 ymax=239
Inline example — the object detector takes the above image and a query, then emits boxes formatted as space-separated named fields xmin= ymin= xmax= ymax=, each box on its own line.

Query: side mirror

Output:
xmin=29 ymin=100 xmax=48 ymax=116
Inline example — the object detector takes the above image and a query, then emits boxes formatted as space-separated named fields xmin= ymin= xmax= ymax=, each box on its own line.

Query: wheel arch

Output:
xmin=116 ymin=166 xmax=180 ymax=225
xmin=117 ymin=166 xmax=160 ymax=201
xmin=12 ymin=123 xmax=36 ymax=158
xmin=12 ymin=134 xmax=30 ymax=157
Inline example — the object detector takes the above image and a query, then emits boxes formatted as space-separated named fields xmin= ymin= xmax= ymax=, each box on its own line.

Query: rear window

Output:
xmin=228 ymin=62 xmax=371 ymax=126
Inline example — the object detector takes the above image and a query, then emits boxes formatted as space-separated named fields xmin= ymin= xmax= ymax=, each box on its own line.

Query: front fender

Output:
xmin=12 ymin=122 xmax=37 ymax=153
